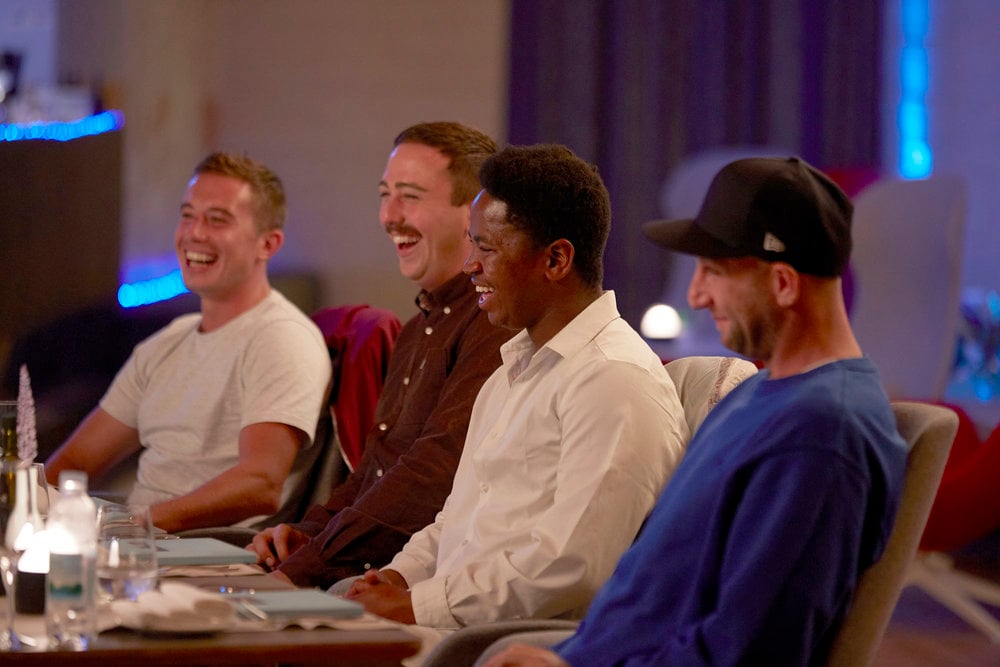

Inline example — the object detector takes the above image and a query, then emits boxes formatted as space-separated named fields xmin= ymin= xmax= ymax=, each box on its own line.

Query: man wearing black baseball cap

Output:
xmin=485 ymin=156 xmax=909 ymax=666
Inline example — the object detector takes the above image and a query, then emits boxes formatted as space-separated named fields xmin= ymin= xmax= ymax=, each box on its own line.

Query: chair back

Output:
xmin=849 ymin=176 xmax=966 ymax=399
xmin=825 ymin=401 xmax=957 ymax=667
xmin=311 ymin=304 xmax=402 ymax=471
xmin=663 ymin=356 xmax=759 ymax=436
xmin=248 ymin=304 xmax=401 ymax=528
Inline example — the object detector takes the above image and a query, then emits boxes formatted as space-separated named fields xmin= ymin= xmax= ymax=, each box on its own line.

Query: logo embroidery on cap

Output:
xmin=763 ymin=233 xmax=786 ymax=253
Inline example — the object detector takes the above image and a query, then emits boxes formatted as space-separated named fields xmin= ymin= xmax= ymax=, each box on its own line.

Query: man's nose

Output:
xmin=463 ymin=249 xmax=481 ymax=275
xmin=687 ymin=270 xmax=708 ymax=309
xmin=187 ymin=215 xmax=209 ymax=239
xmin=380 ymin=195 xmax=402 ymax=226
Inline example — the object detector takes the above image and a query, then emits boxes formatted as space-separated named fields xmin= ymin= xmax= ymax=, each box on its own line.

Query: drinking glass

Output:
xmin=30 ymin=463 xmax=49 ymax=520
xmin=96 ymin=504 xmax=158 ymax=603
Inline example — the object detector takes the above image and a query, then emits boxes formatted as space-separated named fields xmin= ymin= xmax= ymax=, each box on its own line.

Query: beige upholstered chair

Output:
xmin=826 ymin=401 xmax=957 ymax=666
xmin=662 ymin=355 xmax=758 ymax=436
xmin=849 ymin=176 xmax=966 ymax=400
xmin=441 ymin=401 xmax=957 ymax=667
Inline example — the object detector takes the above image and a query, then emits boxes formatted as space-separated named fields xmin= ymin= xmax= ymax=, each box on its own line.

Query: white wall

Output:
xmin=0 ymin=0 xmax=55 ymax=91
xmin=55 ymin=0 xmax=510 ymax=318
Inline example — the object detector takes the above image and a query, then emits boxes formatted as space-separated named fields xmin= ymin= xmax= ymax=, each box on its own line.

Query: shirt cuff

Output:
xmin=409 ymin=576 xmax=458 ymax=629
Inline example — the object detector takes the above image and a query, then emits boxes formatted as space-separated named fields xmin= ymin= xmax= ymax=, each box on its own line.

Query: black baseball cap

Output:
xmin=643 ymin=156 xmax=853 ymax=277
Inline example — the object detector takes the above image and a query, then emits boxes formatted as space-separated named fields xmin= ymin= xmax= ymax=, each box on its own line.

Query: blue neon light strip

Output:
xmin=0 ymin=109 xmax=124 ymax=142
xmin=898 ymin=0 xmax=932 ymax=178
xmin=117 ymin=269 xmax=189 ymax=308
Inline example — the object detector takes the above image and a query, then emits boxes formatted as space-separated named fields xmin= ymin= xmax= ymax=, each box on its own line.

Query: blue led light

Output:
xmin=900 ymin=140 xmax=933 ymax=179
xmin=898 ymin=0 xmax=932 ymax=179
xmin=117 ymin=269 xmax=189 ymax=308
xmin=898 ymin=101 xmax=927 ymax=137
xmin=0 ymin=110 xmax=124 ymax=142
xmin=900 ymin=46 xmax=928 ymax=91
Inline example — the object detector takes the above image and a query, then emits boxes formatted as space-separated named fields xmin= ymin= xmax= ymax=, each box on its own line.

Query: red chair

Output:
xmin=311 ymin=304 xmax=402 ymax=472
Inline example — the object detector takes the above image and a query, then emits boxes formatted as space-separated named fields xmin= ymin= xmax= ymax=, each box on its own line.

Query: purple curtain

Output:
xmin=508 ymin=0 xmax=882 ymax=326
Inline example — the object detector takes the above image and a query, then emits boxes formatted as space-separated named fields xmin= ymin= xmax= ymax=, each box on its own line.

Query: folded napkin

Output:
xmin=160 ymin=563 xmax=264 ymax=578
xmin=111 ymin=581 xmax=236 ymax=633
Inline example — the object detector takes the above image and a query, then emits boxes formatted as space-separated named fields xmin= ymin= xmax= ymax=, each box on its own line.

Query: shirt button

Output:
xmin=376 ymin=469 xmax=384 ymax=477
xmin=364 ymin=563 xmax=372 ymax=570
xmin=424 ymin=326 xmax=433 ymax=335
xmin=443 ymin=306 xmax=451 ymax=315
xmin=378 ymin=423 xmax=388 ymax=431
xmin=403 ymin=377 xmax=410 ymax=385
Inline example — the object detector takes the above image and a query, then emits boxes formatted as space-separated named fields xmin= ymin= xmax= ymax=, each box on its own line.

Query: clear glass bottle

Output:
xmin=45 ymin=470 xmax=97 ymax=650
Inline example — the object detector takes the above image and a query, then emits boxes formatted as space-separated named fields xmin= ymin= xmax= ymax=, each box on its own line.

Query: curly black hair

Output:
xmin=479 ymin=144 xmax=610 ymax=288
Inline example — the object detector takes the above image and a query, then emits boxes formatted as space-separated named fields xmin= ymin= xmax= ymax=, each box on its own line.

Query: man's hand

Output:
xmin=247 ymin=523 xmax=311 ymax=570
xmin=480 ymin=644 xmax=570 ymax=667
xmin=266 ymin=569 xmax=294 ymax=585
xmin=344 ymin=568 xmax=415 ymax=624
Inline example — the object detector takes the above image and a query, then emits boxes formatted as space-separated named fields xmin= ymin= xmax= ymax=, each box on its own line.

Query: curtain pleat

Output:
xmin=508 ymin=0 xmax=882 ymax=326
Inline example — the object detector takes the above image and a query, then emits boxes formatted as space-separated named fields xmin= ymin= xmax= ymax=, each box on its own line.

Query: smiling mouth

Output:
xmin=475 ymin=284 xmax=495 ymax=305
xmin=391 ymin=234 xmax=420 ymax=251
xmin=185 ymin=250 xmax=217 ymax=266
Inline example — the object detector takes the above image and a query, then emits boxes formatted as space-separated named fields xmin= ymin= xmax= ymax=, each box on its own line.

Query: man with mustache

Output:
xmin=248 ymin=122 xmax=514 ymax=587
xmin=346 ymin=144 xmax=687 ymax=661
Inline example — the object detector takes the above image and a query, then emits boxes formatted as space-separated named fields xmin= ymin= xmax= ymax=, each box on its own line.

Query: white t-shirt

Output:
xmin=101 ymin=290 xmax=331 ymax=524
xmin=387 ymin=291 xmax=689 ymax=628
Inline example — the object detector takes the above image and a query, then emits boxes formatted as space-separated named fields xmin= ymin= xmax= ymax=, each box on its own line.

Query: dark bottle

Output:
xmin=1 ymin=415 xmax=17 ymax=509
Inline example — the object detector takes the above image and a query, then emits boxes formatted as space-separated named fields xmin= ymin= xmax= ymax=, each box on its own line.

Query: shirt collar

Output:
xmin=500 ymin=290 xmax=621 ymax=366
xmin=415 ymin=272 xmax=472 ymax=316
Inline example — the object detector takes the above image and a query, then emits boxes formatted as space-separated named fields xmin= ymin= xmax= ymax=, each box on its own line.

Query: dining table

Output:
xmin=3 ymin=623 xmax=421 ymax=667
xmin=2 ymin=571 xmax=422 ymax=667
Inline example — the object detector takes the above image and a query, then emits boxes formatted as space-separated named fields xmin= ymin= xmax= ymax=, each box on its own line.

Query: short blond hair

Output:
xmin=194 ymin=152 xmax=286 ymax=232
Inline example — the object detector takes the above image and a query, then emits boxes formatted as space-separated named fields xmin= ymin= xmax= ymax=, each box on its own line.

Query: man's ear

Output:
xmin=457 ymin=201 xmax=472 ymax=235
xmin=544 ymin=239 xmax=575 ymax=280
xmin=770 ymin=262 xmax=800 ymax=307
xmin=259 ymin=229 xmax=285 ymax=260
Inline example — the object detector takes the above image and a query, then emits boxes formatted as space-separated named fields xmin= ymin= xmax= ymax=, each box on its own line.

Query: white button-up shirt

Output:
xmin=386 ymin=291 xmax=688 ymax=628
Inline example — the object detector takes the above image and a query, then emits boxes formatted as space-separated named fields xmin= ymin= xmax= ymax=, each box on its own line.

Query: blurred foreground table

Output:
xmin=3 ymin=570 xmax=420 ymax=666
xmin=3 ymin=619 xmax=420 ymax=667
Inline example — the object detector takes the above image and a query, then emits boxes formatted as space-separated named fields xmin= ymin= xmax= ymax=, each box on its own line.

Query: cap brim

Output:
xmin=642 ymin=218 xmax=744 ymax=259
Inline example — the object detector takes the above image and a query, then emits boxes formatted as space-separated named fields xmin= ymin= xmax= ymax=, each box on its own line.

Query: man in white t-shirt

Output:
xmin=45 ymin=153 xmax=331 ymax=532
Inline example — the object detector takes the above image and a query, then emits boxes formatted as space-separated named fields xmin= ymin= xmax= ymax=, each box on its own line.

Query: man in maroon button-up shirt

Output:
xmin=247 ymin=122 xmax=514 ymax=589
